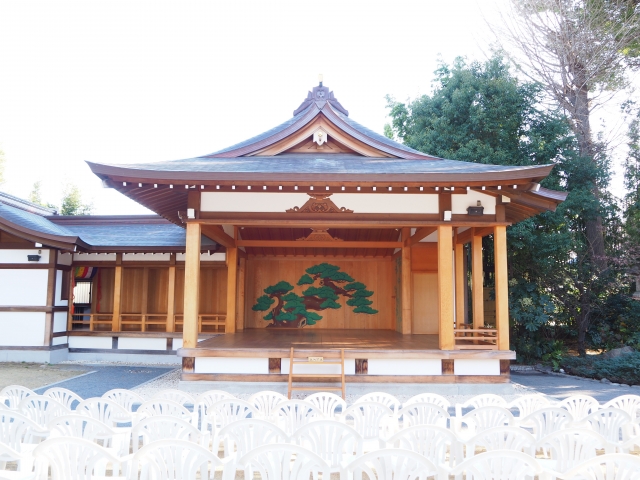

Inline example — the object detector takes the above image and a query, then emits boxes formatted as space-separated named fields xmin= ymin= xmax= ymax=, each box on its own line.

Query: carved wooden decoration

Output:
xmin=297 ymin=229 xmax=344 ymax=242
xmin=286 ymin=193 xmax=353 ymax=214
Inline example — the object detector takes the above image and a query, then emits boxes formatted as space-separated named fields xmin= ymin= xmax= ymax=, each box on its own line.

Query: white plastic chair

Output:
xmin=343 ymin=448 xmax=439 ymax=480
xmin=292 ymin=419 xmax=363 ymax=476
xmin=536 ymin=428 xmax=610 ymax=478
xmin=131 ymin=415 xmax=208 ymax=453
xmin=404 ymin=392 xmax=451 ymax=411
xmin=206 ymin=398 xmax=256 ymax=432
xmin=0 ymin=386 xmax=35 ymax=410
xmin=355 ymin=392 xmax=402 ymax=416
xmin=129 ymin=439 xmax=233 ymax=480
xmin=603 ymin=394 xmax=640 ymax=419
xmin=33 ymin=437 xmax=126 ymax=480
xmin=0 ymin=410 xmax=48 ymax=452
xmin=0 ymin=442 xmax=36 ymax=479
xmin=192 ymin=390 xmax=235 ymax=431
xmin=455 ymin=406 xmax=513 ymax=439
xmin=102 ymin=389 xmax=144 ymax=413
xmin=151 ymin=389 xmax=195 ymax=407
xmin=76 ymin=398 xmax=133 ymax=428
xmin=344 ymin=402 xmax=394 ymax=451
xmin=48 ymin=414 xmax=129 ymax=457
xmin=305 ymin=391 xmax=347 ymax=419
xmin=18 ymin=396 xmax=69 ymax=428
xmin=43 ymin=387 xmax=83 ymax=410
xmin=448 ymin=450 xmax=544 ymax=480
xmin=397 ymin=402 xmax=450 ymax=429
xmin=465 ymin=426 xmax=536 ymax=458
xmin=135 ymin=399 xmax=192 ymax=423
xmin=509 ymin=394 xmax=550 ymax=420
xmin=579 ymin=407 xmax=631 ymax=444
xmin=558 ymin=394 xmax=600 ymax=420
xmin=238 ymin=443 xmax=331 ymax=480
xmin=519 ymin=407 xmax=573 ymax=441
xmin=454 ymin=393 xmax=508 ymax=418
xmin=249 ymin=390 xmax=287 ymax=423
xmin=559 ymin=453 xmax=640 ymax=480
xmin=384 ymin=424 xmax=463 ymax=470
xmin=276 ymin=399 xmax=322 ymax=435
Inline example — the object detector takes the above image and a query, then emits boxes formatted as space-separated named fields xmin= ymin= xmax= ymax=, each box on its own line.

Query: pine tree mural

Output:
xmin=252 ymin=263 xmax=378 ymax=328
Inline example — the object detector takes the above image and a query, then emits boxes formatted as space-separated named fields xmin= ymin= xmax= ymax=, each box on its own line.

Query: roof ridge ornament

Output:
xmin=293 ymin=77 xmax=349 ymax=117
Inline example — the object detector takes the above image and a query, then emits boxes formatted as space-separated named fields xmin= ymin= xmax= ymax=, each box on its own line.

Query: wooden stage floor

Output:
xmin=179 ymin=329 xmax=514 ymax=360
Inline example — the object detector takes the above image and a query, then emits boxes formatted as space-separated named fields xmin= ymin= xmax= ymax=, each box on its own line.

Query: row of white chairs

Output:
xmin=2 ymin=435 xmax=640 ymax=479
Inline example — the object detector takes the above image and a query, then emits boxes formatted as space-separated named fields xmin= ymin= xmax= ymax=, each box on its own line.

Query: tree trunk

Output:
xmin=576 ymin=289 xmax=592 ymax=357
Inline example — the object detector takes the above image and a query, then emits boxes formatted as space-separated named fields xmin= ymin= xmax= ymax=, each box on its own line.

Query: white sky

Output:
xmin=0 ymin=0 xmax=631 ymax=215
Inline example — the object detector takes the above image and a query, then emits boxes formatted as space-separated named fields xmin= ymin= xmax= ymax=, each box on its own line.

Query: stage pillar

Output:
xmin=166 ymin=253 xmax=176 ymax=333
xmin=226 ymin=246 xmax=238 ymax=334
xmin=236 ymin=256 xmax=246 ymax=331
xmin=471 ymin=231 xmax=484 ymax=329
xmin=183 ymin=223 xmax=201 ymax=373
xmin=112 ymin=253 xmax=123 ymax=332
xmin=454 ymin=240 xmax=465 ymax=327
xmin=401 ymin=228 xmax=412 ymax=334
xmin=438 ymin=225 xmax=454 ymax=350
xmin=494 ymin=225 xmax=510 ymax=350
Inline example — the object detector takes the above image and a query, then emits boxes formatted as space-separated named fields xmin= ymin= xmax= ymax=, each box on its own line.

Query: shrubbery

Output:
xmin=560 ymin=351 xmax=640 ymax=385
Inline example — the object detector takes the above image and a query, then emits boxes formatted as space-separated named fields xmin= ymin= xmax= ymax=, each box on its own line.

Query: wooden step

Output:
xmin=288 ymin=346 xmax=346 ymax=400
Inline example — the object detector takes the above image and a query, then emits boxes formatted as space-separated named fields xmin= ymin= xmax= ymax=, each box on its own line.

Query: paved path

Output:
xmin=512 ymin=372 xmax=640 ymax=403
xmin=34 ymin=365 xmax=175 ymax=399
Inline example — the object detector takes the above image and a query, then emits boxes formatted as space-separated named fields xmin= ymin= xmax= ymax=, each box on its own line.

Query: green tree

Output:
xmin=60 ymin=184 xmax=93 ymax=215
xmin=387 ymin=54 xmax=621 ymax=357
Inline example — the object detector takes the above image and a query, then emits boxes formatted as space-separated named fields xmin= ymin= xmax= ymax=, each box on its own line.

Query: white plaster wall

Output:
xmin=454 ymin=359 xmax=500 ymax=376
xmin=52 ymin=336 xmax=68 ymax=346
xmin=73 ymin=253 xmax=117 ymax=261
xmin=195 ymin=357 xmax=268 ymax=374
xmin=123 ymin=253 xmax=171 ymax=261
xmin=57 ymin=253 xmax=73 ymax=266
xmin=368 ymin=359 xmax=442 ymax=376
xmin=0 ymin=312 xmax=46 ymax=346
xmin=68 ymin=336 xmax=113 ymax=349
xmin=53 ymin=311 xmax=67 ymax=333
xmin=176 ymin=252 xmax=225 ymax=262
xmin=452 ymin=191 xmax=496 ymax=215
xmin=118 ymin=337 xmax=167 ymax=351
xmin=281 ymin=358 xmax=355 ymax=375
xmin=0 ymin=269 xmax=48 ymax=306
xmin=173 ymin=338 xmax=183 ymax=350
xmin=0 ymin=249 xmax=49 ymax=264
xmin=54 ymin=270 xmax=68 ymax=307
xmin=201 ymin=192 xmax=439 ymax=214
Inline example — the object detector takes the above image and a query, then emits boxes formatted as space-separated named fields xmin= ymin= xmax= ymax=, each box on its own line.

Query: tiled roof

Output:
xmin=0 ymin=192 xmax=57 ymax=216
xmin=0 ymin=202 xmax=74 ymax=237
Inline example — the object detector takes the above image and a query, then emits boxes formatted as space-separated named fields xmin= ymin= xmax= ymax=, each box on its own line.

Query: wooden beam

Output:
xmin=201 ymin=224 xmax=236 ymax=248
xmin=112 ymin=253 xmax=123 ymax=332
xmin=237 ymin=240 xmax=402 ymax=249
xmin=455 ymin=241 xmax=466 ymax=327
xmin=471 ymin=231 xmax=484 ymax=330
xmin=406 ymin=227 xmax=437 ymax=247
xmin=494 ymin=225 xmax=510 ymax=350
xmin=473 ymin=226 xmax=495 ymax=238
xmin=455 ymin=228 xmax=474 ymax=245
xmin=226 ymin=246 xmax=238 ymax=334
xmin=166 ymin=253 xmax=176 ymax=333
xmin=438 ymin=225 xmax=454 ymax=350
xmin=43 ymin=250 xmax=57 ymax=346
xmin=401 ymin=228 xmax=412 ymax=334
xmin=236 ymin=256 xmax=246 ymax=331
xmin=183 ymin=223 xmax=201 ymax=349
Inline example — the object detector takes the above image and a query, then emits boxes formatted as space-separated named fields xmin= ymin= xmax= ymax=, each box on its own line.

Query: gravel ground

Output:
xmin=0 ymin=363 xmax=90 ymax=390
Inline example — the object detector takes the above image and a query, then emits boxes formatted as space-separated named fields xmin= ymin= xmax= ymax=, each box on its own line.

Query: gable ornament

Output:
xmin=297 ymin=229 xmax=344 ymax=242
xmin=286 ymin=193 xmax=353 ymax=214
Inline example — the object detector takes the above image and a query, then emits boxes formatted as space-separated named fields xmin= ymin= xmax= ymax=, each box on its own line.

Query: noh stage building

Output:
xmin=0 ymin=81 xmax=566 ymax=384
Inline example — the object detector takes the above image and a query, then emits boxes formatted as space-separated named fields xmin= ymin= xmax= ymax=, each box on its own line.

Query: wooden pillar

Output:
xmin=438 ymin=225 xmax=454 ymax=350
xmin=112 ymin=253 xmax=123 ymax=332
xmin=454 ymin=240 xmax=465 ymax=327
xmin=401 ymin=228 xmax=412 ymax=334
xmin=43 ymin=250 xmax=57 ymax=346
xmin=141 ymin=267 xmax=149 ymax=332
xmin=226 ymin=246 xmax=238 ymax=334
xmin=183 ymin=223 xmax=201 ymax=352
xmin=236 ymin=256 xmax=246 ymax=331
xmin=494 ymin=225 xmax=510 ymax=350
xmin=471 ymin=231 xmax=484 ymax=329
xmin=166 ymin=253 xmax=176 ymax=333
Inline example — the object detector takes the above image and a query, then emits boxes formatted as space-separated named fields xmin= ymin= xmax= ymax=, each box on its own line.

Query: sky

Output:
xmin=0 ymin=0 xmax=632 ymax=215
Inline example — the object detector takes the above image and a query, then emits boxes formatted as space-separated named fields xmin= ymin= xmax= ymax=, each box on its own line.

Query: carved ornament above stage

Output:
xmin=286 ymin=193 xmax=353 ymax=214
xmin=293 ymin=83 xmax=349 ymax=116
xmin=297 ymin=229 xmax=344 ymax=242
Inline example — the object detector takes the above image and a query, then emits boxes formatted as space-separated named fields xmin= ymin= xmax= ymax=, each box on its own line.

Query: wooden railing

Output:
xmin=70 ymin=313 xmax=226 ymax=334
xmin=454 ymin=324 xmax=498 ymax=350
